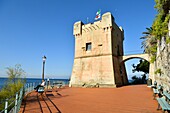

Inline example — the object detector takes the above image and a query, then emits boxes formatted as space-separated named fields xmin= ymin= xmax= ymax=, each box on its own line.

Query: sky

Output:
xmin=0 ymin=0 xmax=157 ymax=79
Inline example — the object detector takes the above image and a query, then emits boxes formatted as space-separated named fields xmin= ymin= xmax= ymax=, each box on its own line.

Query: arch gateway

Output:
xmin=69 ymin=12 xmax=154 ymax=88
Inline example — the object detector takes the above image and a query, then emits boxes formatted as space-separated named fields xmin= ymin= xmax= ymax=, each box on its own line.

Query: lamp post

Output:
xmin=42 ymin=55 xmax=46 ymax=80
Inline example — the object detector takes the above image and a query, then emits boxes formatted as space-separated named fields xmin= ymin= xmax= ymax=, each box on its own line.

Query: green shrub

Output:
xmin=150 ymin=55 xmax=156 ymax=63
xmin=0 ymin=64 xmax=25 ymax=111
xmin=154 ymin=68 xmax=163 ymax=75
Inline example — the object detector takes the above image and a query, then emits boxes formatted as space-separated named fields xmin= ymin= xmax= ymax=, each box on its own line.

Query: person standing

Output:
xmin=47 ymin=77 xmax=50 ymax=89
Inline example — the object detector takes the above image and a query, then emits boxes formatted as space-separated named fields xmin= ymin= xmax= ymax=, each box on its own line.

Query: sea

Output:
xmin=0 ymin=77 xmax=69 ymax=90
xmin=0 ymin=77 xmax=134 ymax=90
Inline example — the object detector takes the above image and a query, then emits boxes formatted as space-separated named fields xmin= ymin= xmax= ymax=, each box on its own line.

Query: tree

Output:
xmin=132 ymin=59 xmax=149 ymax=74
xmin=140 ymin=27 xmax=157 ymax=63
xmin=141 ymin=0 xmax=170 ymax=63
xmin=6 ymin=64 xmax=25 ymax=84
xmin=0 ymin=64 xmax=26 ymax=110
xmin=141 ymin=27 xmax=157 ymax=55
xmin=131 ymin=75 xmax=143 ymax=84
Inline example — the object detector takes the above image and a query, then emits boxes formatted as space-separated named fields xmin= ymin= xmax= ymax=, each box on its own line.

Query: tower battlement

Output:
xmin=74 ymin=12 xmax=117 ymax=36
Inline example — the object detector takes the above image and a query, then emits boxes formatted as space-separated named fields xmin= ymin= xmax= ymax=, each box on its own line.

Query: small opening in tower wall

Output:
xmin=86 ymin=42 xmax=92 ymax=51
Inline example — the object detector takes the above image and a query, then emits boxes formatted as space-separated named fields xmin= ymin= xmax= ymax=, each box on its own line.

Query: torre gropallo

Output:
xmin=69 ymin=12 xmax=128 ymax=87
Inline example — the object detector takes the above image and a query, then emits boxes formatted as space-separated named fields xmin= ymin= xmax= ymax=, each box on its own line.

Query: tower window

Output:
xmin=86 ymin=42 xmax=92 ymax=51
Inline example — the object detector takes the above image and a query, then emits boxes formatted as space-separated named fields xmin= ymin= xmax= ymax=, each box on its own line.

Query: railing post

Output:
xmin=15 ymin=92 xmax=18 ymax=113
xmin=30 ymin=83 xmax=32 ymax=91
xmin=29 ymin=83 xmax=30 ymax=91
xmin=26 ymin=83 xmax=28 ymax=93
xmin=4 ymin=99 xmax=8 ymax=113
xmin=33 ymin=82 xmax=35 ymax=90
xmin=17 ymin=87 xmax=23 ymax=112
xmin=31 ymin=83 xmax=33 ymax=91
xmin=27 ymin=83 xmax=30 ymax=92
xmin=30 ymin=83 xmax=31 ymax=91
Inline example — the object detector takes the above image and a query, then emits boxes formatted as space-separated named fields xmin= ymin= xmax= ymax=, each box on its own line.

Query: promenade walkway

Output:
xmin=19 ymin=85 xmax=161 ymax=113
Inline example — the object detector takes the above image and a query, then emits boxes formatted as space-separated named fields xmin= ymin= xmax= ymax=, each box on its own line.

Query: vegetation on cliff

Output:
xmin=0 ymin=64 xmax=25 ymax=111
xmin=141 ymin=0 xmax=170 ymax=63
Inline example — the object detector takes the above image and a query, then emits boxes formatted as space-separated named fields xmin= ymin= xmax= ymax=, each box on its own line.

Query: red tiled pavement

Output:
xmin=20 ymin=85 xmax=161 ymax=113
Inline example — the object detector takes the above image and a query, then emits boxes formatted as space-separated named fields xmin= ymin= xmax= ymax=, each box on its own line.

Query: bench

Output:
xmin=151 ymin=81 xmax=157 ymax=89
xmin=157 ymin=97 xmax=170 ymax=112
xmin=153 ymin=89 xmax=159 ymax=99
xmin=151 ymin=85 xmax=157 ymax=89
xmin=38 ymin=86 xmax=45 ymax=96
xmin=152 ymin=85 xmax=164 ymax=99
xmin=164 ymin=91 xmax=170 ymax=102
xmin=51 ymin=81 xmax=63 ymax=89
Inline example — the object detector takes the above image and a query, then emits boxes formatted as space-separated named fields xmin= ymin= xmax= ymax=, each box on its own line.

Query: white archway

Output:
xmin=118 ymin=53 xmax=155 ymax=82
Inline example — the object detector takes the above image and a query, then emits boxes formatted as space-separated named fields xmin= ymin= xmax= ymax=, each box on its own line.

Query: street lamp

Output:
xmin=42 ymin=55 xmax=47 ymax=80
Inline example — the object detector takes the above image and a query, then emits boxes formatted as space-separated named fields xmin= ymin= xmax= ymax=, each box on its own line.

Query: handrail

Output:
xmin=0 ymin=82 xmax=38 ymax=113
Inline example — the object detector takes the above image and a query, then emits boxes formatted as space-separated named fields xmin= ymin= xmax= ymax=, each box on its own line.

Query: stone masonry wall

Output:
xmin=154 ymin=20 xmax=170 ymax=91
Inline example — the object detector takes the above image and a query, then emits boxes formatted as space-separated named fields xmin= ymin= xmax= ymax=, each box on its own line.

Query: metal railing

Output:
xmin=24 ymin=82 xmax=37 ymax=95
xmin=0 ymin=80 xmax=68 ymax=113
xmin=0 ymin=82 xmax=37 ymax=113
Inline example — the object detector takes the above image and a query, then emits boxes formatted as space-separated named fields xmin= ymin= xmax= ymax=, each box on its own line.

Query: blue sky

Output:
xmin=0 ymin=0 xmax=157 ymax=79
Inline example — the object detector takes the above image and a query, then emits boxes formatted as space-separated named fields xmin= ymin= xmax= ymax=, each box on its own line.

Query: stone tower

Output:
xmin=69 ymin=12 xmax=128 ymax=88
